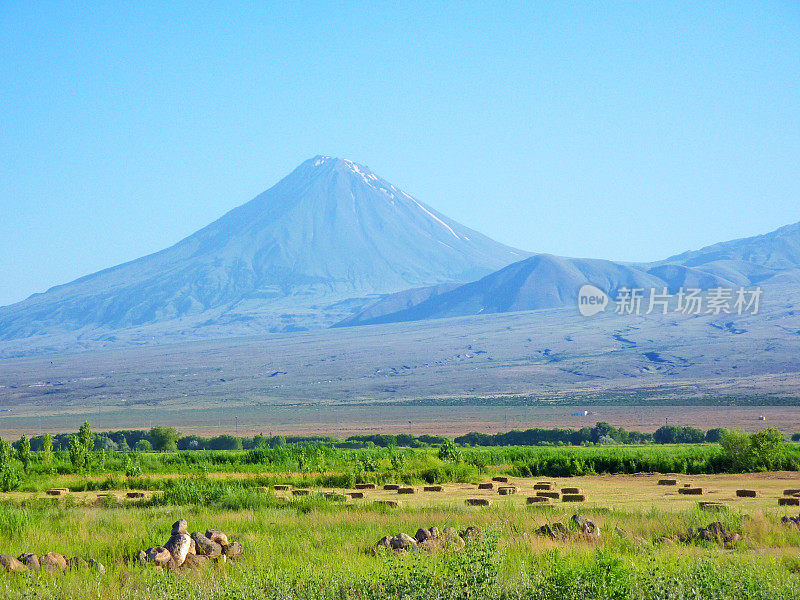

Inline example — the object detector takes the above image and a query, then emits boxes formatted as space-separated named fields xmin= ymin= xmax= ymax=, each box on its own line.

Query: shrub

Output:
xmin=134 ymin=440 xmax=152 ymax=452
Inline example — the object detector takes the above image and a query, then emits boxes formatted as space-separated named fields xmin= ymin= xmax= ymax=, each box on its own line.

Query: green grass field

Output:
xmin=1 ymin=437 xmax=800 ymax=599
xmin=2 ymin=485 xmax=800 ymax=599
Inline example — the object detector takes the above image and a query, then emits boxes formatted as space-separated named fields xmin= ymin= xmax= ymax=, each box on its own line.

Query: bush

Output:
xmin=134 ymin=440 xmax=152 ymax=452
xmin=207 ymin=435 xmax=243 ymax=451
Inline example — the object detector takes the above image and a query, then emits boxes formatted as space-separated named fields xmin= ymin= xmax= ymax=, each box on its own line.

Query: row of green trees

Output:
xmin=454 ymin=423 xmax=730 ymax=446
xmin=11 ymin=422 xmax=800 ymax=460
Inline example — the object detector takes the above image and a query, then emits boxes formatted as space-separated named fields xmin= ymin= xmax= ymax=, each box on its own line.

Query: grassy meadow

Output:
xmin=0 ymin=428 xmax=799 ymax=598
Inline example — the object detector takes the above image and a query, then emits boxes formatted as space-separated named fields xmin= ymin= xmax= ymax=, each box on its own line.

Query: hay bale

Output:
xmin=492 ymin=476 xmax=509 ymax=483
xmin=779 ymin=497 xmax=800 ymax=506
xmin=678 ymin=487 xmax=704 ymax=495
xmin=783 ymin=489 xmax=800 ymax=496
xmin=562 ymin=494 xmax=586 ymax=502
xmin=355 ymin=483 xmax=376 ymax=490
xmin=383 ymin=484 xmax=400 ymax=490
xmin=533 ymin=483 xmax=554 ymax=490
xmin=735 ymin=489 xmax=757 ymax=498
xmin=273 ymin=485 xmax=291 ymax=491
xmin=466 ymin=498 xmax=492 ymax=506
xmin=45 ymin=488 xmax=69 ymax=496
xmin=561 ymin=487 xmax=582 ymax=494
xmin=126 ymin=492 xmax=145 ymax=498
xmin=324 ymin=492 xmax=346 ymax=501
xmin=478 ymin=483 xmax=494 ymax=490
xmin=526 ymin=496 xmax=551 ymax=504
xmin=497 ymin=486 xmax=517 ymax=496
xmin=397 ymin=487 xmax=415 ymax=495
xmin=423 ymin=486 xmax=443 ymax=492
xmin=375 ymin=500 xmax=399 ymax=508
xmin=699 ymin=501 xmax=727 ymax=511
xmin=658 ymin=479 xmax=678 ymax=486
xmin=536 ymin=491 xmax=560 ymax=499
xmin=292 ymin=489 xmax=311 ymax=496
xmin=348 ymin=492 xmax=365 ymax=499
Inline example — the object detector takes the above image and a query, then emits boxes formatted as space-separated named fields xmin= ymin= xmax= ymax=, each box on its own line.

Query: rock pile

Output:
xmin=535 ymin=514 xmax=600 ymax=540
xmin=0 ymin=551 xmax=104 ymax=574
xmin=677 ymin=522 xmax=741 ymax=547
xmin=374 ymin=525 xmax=480 ymax=553
xmin=781 ymin=514 xmax=800 ymax=528
xmin=134 ymin=519 xmax=243 ymax=570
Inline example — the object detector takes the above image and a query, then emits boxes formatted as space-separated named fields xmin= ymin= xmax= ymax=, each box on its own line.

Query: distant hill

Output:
xmin=0 ymin=156 xmax=527 ymax=342
xmin=338 ymin=223 xmax=800 ymax=327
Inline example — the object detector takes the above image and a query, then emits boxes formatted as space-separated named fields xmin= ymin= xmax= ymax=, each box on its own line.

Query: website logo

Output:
xmin=577 ymin=284 xmax=609 ymax=317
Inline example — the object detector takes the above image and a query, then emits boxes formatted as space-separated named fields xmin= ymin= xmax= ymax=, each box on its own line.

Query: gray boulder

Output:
xmin=145 ymin=546 xmax=172 ymax=567
xmin=68 ymin=557 xmax=89 ymax=570
xmin=191 ymin=532 xmax=222 ymax=557
xmin=460 ymin=526 xmax=482 ymax=539
xmin=205 ymin=529 xmax=229 ymax=546
xmin=0 ymin=554 xmax=27 ymax=573
xmin=164 ymin=533 xmax=192 ymax=567
xmin=375 ymin=535 xmax=392 ymax=551
xmin=40 ymin=552 xmax=68 ymax=572
xmin=536 ymin=522 xmax=567 ymax=539
xmin=171 ymin=519 xmax=188 ymax=536
xmin=390 ymin=533 xmax=417 ymax=550
xmin=222 ymin=541 xmax=244 ymax=559
xmin=180 ymin=553 xmax=209 ymax=570
xmin=18 ymin=553 xmax=40 ymax=571
xmin=572 ymin=514 xmax=600 ymax=538
xmin=414 ymin=528 xmax=432 ymax=543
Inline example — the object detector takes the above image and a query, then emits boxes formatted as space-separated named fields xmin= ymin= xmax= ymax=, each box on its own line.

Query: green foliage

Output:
xmin=379 ymin=531 xmax=500 ymax=600
xmin=705 ymin=427 xmax=728 ymax=443
xmin=456 ymin=422 xmax=652 ymax=446
xmin=149 ymin=426 xmax=181 ymax=452
xmin=437 ymin=438 xmax=463 ymax=462
xmin=750 ymin=428 xmax=785 ymax=470
xmin=125 ymin=456 xmax=142 ymax=478
xmin=653 ymin=425 xmax=706 ymax=444
xmin=0 ymin=439 xmax=20 ymax=492
xmin=68 ymin=435 xmax=87 ymax=471
xmin=135 ymin=439 xmax=153 ymax=452
xmin=41 ymin=433 xmax=53 ymax=461
xmin=16 ymin=435 xmax=31 ymax=473
xmin=720 ymin=428 xmax=786 ymax=471
xmin=207 ymin=434 xmax=243 ymax=451
xmin=78 ymin=421 xmax=94 ymax=453
xmin=0 ymin=444 xmax=19 ymax=492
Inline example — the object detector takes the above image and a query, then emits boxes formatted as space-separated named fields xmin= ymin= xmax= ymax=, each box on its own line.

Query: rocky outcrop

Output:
xmin=134 ymin=520 xmax=242 ymax=570
xmin=375 ymin=524 xmax=480 ymax=554
xmin=679 ymin=522 xmax=741 ymax=547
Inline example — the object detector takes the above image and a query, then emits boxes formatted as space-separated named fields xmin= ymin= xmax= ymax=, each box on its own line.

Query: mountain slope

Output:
xmin=338 ymin=221 xmax=800 ymax=327
xmin=664 ymin=222 xmax=800 ymax=271
xmin=0 ymin=156 xmax=527 ymax=340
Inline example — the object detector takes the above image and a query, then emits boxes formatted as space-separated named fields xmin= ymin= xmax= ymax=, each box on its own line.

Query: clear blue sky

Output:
xmin=1 ymin=1 xmax=799 ymax=307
